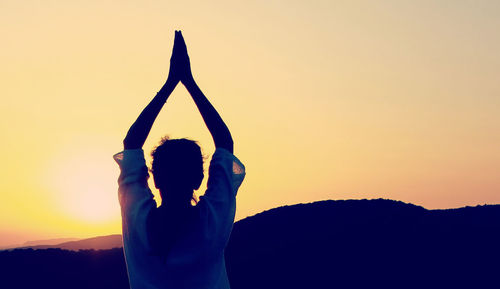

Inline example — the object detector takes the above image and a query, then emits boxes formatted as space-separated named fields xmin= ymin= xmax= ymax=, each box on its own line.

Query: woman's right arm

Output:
xmin=183 ymin=78 xmax=234 ymax=153
xmin=175 ymin=31 xmax=234 ymax=153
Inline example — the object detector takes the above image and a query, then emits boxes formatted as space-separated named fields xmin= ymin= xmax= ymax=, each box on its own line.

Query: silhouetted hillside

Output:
xmin=27 ymin=234 xmax=122 ymax=251
xmin=0 ymin=248 xmax=128 ymax=289
xmin=225 ymin=199 xmax=500 ymax=288
xmin=1 ymin=199 xmax=499 ymax=288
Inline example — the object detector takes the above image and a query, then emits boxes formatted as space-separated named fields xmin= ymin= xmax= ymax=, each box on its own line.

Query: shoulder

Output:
xmin=113 ymin=149 xmax=147 ymax=169
xmin=210 ymin=148 xmax=245 ymax=176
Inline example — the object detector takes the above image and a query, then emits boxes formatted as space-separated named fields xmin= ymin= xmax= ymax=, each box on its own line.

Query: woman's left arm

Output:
xmin=123 ymin=32 xmax=184 ymax=150
xmin=123 ymin=79 xmax=177 ymax=150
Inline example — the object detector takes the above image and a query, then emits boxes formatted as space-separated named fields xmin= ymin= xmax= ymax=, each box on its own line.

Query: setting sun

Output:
xmin=43 ymin=140 xmax=121 ymax=224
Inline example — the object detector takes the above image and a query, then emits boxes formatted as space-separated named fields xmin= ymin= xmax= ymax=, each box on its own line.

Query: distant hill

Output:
xmin=1 ymin=199 xmax=499 ymax=288
xmin=23 ymin=237 xmax=81 ymax=247
xmin=2 ymin=235 xmax=122 ymax=252
xmin=0 ymin=237 xmax=81 ymax=250
xmin=26 ymin=234 xmax=122 ymax=251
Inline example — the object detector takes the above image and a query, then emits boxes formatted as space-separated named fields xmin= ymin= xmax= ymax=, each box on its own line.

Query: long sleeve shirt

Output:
xmin=113 ymin=148 xmax=245 ymax=289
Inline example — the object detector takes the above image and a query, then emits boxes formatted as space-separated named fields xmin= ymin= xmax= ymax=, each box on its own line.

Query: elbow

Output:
xmin=226 ymin=140 xmax=234 ymax=154
xmin=123 ymin=138 xmax=130 ymax=150
xmin=216 ymin=137 xmax=233 ymax=153
xmin=123 ymin=137 xmax=140 ymax=150
xmin=225 ymin=135 xmax=234 ymax=153
xmin=226 ymin=136 xmax=234 ymax=151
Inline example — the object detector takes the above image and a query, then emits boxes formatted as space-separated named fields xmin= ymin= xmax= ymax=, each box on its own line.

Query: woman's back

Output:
xmin=114 ymin=148 xmax=245 ymax=289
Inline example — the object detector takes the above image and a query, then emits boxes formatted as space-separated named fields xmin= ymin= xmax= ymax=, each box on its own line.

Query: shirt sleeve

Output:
xmin=197 ymin=148 xmax=246 ymax=249
xmin=113 ymin=149 xmax=156 ymax=249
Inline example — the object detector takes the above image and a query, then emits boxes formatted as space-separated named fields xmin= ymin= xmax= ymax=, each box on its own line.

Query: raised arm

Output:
xmin=175 ymin=31 xmax=234 ymax=153
xmin=123 ymin=32 xmax=183 ymax=150
xmin=123 ymin=80 xmax=176 ymax=150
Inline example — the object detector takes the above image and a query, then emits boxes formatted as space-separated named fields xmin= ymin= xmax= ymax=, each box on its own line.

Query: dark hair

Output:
xmin=150 ymin=136 xmax=204 ymax=205
xmin=148 ymin=137 xmax=204 ymax=259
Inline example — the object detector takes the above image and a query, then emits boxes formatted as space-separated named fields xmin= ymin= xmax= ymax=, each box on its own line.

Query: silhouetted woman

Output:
xmin=114 ymin=31 xmax=245 ymax=289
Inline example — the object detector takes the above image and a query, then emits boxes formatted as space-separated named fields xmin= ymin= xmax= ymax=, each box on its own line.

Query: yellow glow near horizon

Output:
xmin=1 ymin=0 xmax=500 ymax=246
xmin=44 ymin=146 xmax=120 ymax=224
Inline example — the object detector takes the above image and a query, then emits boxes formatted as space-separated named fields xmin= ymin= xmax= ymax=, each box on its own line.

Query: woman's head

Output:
xmin=151 ymin=137 xmax=204 ymax=204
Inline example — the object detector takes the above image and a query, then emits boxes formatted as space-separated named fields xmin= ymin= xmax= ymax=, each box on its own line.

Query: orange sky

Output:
xmin=1 ymin=0 xmax=499 ymax=246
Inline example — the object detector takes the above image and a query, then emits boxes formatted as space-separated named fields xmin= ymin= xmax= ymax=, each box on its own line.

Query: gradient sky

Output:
xmin=1 ymin=0 xmax=499 ymax=246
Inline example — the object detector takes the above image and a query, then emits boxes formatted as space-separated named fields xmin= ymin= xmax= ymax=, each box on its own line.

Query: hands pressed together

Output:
xmin=123 ymin=30 xmax=233 ymax=152
xmin=166 ymin=30 xmax=194 ymax=86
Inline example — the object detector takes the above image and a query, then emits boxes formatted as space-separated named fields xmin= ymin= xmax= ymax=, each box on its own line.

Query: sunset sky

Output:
xmin=1 ymin=0 xmax=499 ymax=246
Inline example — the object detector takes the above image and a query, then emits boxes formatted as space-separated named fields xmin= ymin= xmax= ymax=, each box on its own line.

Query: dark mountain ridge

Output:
xmin=226 ymin=199 xmax=500 ymax=288
xmin=1 ymin=199 xmax=499 ymax=288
